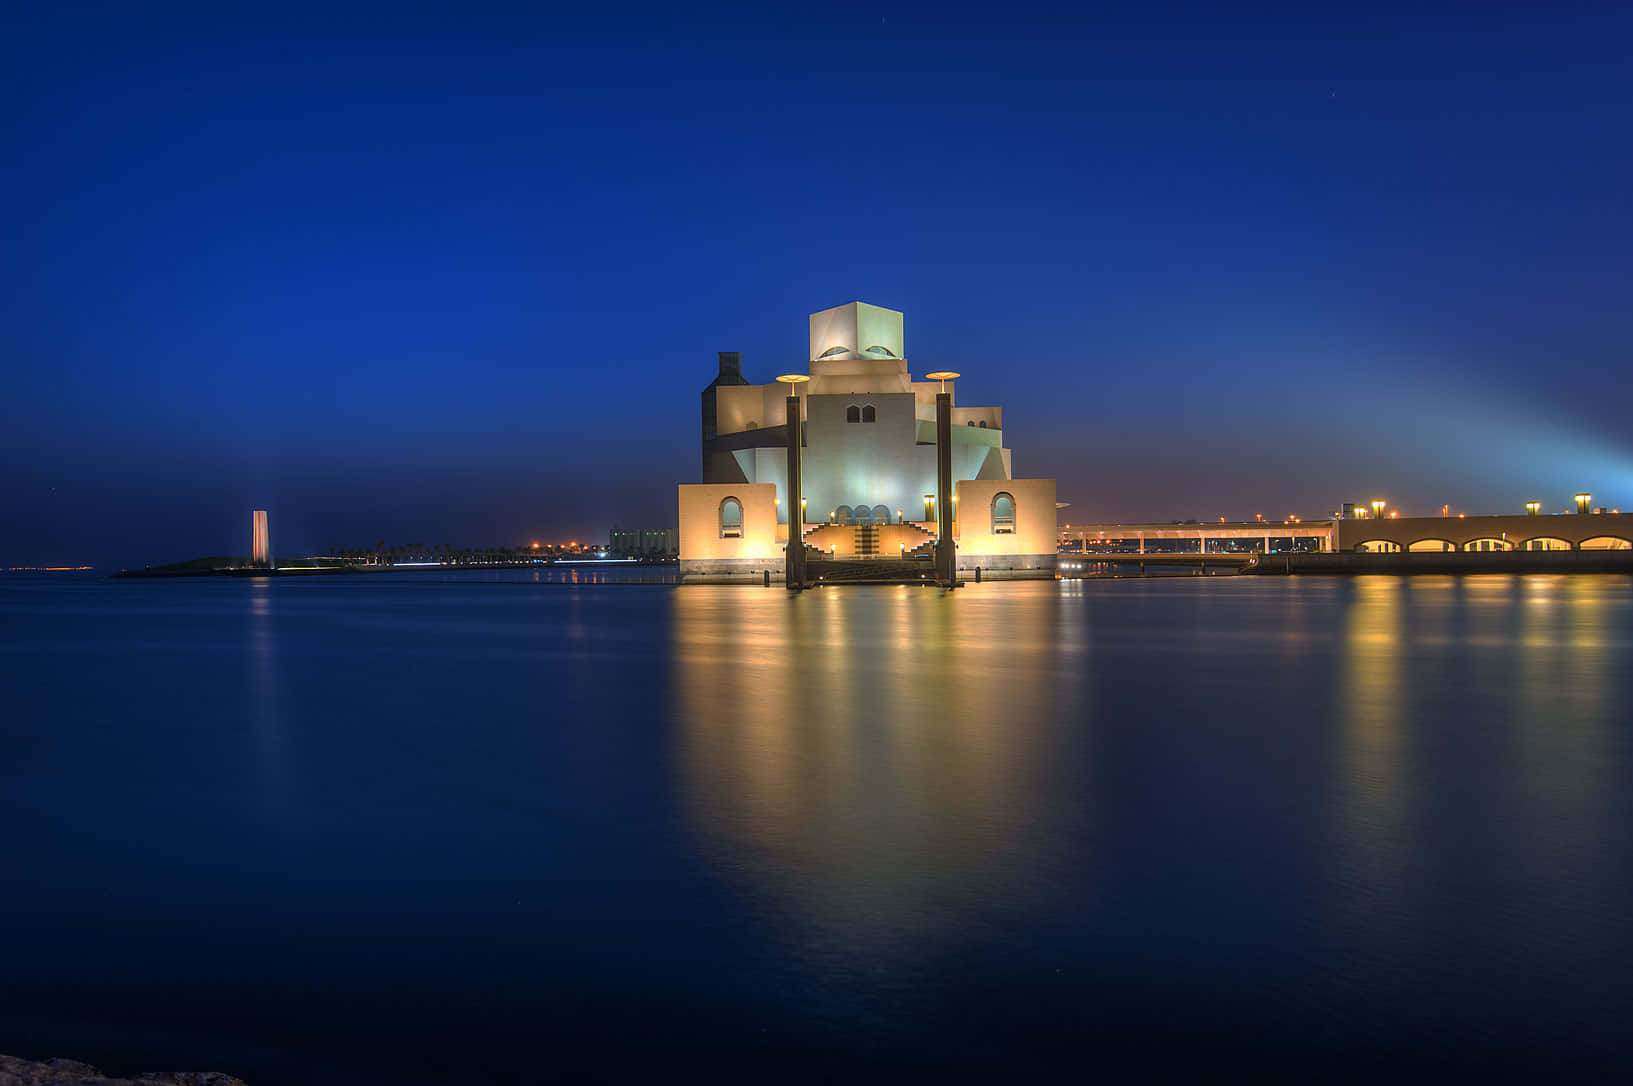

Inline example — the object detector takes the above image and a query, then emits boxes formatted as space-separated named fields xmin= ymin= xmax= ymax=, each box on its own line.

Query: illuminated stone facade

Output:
xmin=680 ymin=302 xmax=1057 ymax=575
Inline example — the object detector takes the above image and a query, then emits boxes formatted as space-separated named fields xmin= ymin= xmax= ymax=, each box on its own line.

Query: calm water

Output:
xmin=3 ymin=572 xmax=1631 ymax=1081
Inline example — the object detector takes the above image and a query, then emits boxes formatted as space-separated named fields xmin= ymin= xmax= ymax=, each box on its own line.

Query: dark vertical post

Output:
xmin=935 ymin=391 xmax=955 ymax=585
xmin=785 ymin=393 xmax=803 ymax=590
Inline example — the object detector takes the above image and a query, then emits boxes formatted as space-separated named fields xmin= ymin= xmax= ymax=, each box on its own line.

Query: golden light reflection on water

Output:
xmin=1512 ymin=575 xmax=1617 ymax=868
xmin=669 ymin=583 xmax=1082 ymax=958
xmin=1332 ymin=574 xmax=1631 ymax=932
xmin=1334 ymin=576 xmax=1410 ymax=898
xmin=247 ymin=580 xmax=286 ymax=807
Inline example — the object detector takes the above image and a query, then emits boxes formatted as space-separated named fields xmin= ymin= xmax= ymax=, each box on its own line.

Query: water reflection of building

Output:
xmin=668 ymin=585 xmax=1075 ymax=952
xmin=679 ymin=301 xmax=1057 ymax=575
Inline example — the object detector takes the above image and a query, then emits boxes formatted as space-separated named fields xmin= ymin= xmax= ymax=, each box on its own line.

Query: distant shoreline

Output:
xmin=113 ymin=558 xmax=676 ymax=579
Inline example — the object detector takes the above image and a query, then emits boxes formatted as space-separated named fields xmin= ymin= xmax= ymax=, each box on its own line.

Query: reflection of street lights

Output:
xmin=1371 ymin=499 xmax=1386 ymax=521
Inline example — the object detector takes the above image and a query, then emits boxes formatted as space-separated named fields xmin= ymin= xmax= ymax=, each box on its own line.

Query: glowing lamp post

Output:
xmin=1575 ymin=492 xmax=1592 ymax=514
xmin=1371 ymin=499 xmax=1386 ymax=522
xmin=1525 ymin=501 xmax=1541 ymax=516
xmin=777 ymin=374 xmax=810 ymax=589
xmin=925 ymin=372 xmax=960 ymax=585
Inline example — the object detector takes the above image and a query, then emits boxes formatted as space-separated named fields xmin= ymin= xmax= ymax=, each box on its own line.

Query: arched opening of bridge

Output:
xmin=1408 ymin=539 xmax=1456 ymax=552
xmin=1580 ymin=536 xmax=1632 ymax=550
xmin=1356 ymin=540 xmax=1401 ymax=553
xmin=1520 ymin=537 xmax=1572 ymax=551
xmin=1464 ymin=538 xmax=1511 ymax=552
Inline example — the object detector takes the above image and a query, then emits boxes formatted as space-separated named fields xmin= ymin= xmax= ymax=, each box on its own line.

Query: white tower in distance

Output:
xmin=251 ymin=510 xmax=272 ymax=569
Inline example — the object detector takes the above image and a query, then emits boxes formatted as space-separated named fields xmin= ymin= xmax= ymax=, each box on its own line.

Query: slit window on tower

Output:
xmin=846 ymin=405 xmax=861 ymax=423
xmin=861 ymin=405 xmax=876 ymax=423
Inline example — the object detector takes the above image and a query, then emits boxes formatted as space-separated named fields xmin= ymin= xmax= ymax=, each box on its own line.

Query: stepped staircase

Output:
xmin=855 ymin=523 xmax=879 ymax=557
xmin=813 ymin=559 xmax=937 ymax=584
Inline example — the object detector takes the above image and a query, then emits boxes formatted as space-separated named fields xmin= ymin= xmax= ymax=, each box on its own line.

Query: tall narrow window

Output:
xmin=861 ymin=405 xmax=876 ymax=423
xmin=992 ymin=492 xmax=1016 ymax=534
xmin=846 ymin=405 xmax=861 ymax=423
xmin=719 ymin=497 xmax=743 ymax=539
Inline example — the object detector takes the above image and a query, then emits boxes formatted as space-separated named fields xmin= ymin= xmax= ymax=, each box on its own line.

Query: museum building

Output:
xmin=678 ymin=301 xmax=1057 ymax=577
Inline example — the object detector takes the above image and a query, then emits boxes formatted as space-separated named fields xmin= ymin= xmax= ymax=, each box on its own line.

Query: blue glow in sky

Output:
xmin=3 ymin=2 xmax=1629 ymax=565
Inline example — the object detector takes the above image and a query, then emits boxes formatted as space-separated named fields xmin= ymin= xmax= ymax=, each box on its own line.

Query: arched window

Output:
xmin=864 ymin=345 xmax=898 ymax=358
xmin=853 ymin=505 xmax=873 ymax=525
xmin=834 ymin=505 xmax=854 ymax=525
xmin=978 ymin=420 xmax=988 ymax=428
xmin=861 ymin=405 xmax=876 ymax=423
xmin=719 ymin=497 xmax=743 ymax=539
xmin=967 ymin=420 xmax=976 ymax=426
xmin=872 ymin=504 xmax=891 ymax=524
xmin=846 ymin=405 xmax=861 ymax=423
xmin=819 ymin=346 xmax=849 ymax=359
xmin=992 ymin=492 xmax=1016 ymax=534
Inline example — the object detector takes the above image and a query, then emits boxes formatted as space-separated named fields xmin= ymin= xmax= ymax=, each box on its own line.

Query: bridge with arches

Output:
xmin=1341 ymin=512 xmax=1632 ymax=553
xmin=1058 ymin=511 xmax=1633 ymax=557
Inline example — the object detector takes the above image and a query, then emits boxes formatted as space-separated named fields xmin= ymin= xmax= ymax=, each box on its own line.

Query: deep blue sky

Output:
xmin=4 ymin=2 xmax=1630 ymax=566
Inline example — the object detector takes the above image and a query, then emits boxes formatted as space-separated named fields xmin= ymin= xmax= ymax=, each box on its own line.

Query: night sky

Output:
xmin=5 ymin=3 xmax=1630 ymax=567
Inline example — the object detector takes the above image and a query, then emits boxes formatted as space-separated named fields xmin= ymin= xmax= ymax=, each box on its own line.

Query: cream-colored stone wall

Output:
xmin=954 ymin=478 xmax=1058 ymax=561
xmin=678 ymin=484 xmax=781 ymax=563
xmin=714 ymin=383 xmax=800 ymax=436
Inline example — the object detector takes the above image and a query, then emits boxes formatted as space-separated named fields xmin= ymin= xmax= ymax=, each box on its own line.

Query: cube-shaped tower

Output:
xmin=808 ymin=301 xmax=905 ymax=362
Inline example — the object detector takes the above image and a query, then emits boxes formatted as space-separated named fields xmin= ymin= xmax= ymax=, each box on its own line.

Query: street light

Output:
xmin=1525 ymin=501 xmax=1541 ymax=516
xmin=1575 ymin=492 xmax=1593 ymax=514
xmin=1371 ymin=499 xmax=1386 ymax=521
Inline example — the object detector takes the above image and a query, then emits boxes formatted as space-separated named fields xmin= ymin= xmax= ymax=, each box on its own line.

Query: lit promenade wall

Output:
xmin=1338 ymin=512 xmax=1633 ymax=552
xmin=251 ymin=510 xmax=271 ymax=568
xmin=954 ymin=479 xmax=1058 ymax=570
xmin=678 ymin=484 xmax=781 ymax=574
